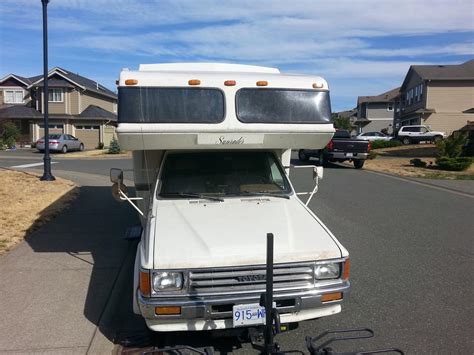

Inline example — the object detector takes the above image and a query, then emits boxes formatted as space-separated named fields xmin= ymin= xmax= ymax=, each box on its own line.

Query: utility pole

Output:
xmin=40 ymin=0 xmax=55 ymax=181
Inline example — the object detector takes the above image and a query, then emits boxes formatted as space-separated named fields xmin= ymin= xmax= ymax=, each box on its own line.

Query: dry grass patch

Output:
xmin=375 ymin=144 xmax=437 ymax=157
xmin=0 ymin=170 xmax=78 ymax=255
xmin=363 ymin=158 xmax=474 ymax=180
xmin=58 ymin=149 xmax=131 ymax=159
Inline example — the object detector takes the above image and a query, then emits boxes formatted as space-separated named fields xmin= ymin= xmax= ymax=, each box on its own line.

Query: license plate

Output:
xmin=233 ymin=303 xmax=267 ymax=327
xmin=345 ymin=153 xmax=353 ymax=157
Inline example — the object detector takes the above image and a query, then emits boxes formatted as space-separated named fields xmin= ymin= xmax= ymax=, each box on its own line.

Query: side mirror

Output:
xmin=110 ymin=168 xmax=123 ymax=184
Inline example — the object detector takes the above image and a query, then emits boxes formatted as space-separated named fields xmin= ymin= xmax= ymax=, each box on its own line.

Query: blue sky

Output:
xmin=0 ymin=0 xmax=473 ymax=111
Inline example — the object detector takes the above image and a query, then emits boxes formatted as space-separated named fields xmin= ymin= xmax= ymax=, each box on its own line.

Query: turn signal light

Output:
xmin=224 ymin=80 xmax=236 ymax=86
xmin=155 ymin=306 xmax=181 ymax=315
xmin=321 ymin=292 xmax=342 ymax=303
xmin=256 ymin=81 xmax=268 ymax=86
xmin=139 ymin=270 xmax=151 ymax=296
xmin=367 ymin=141 xmax=372 ymax=152
xmin=125 ymin=79 xmax=138 ymax=85
xmin=188 ymin=79 xmax=201 ymax=85
xmin=342 ymin=259 xmax=350 ymax=280
xmin=326 ymin=140 xmax=334 ymax=151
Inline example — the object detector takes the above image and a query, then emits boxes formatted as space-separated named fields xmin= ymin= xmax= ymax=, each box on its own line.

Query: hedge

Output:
xmin=436 ymin=157 xmax=472 ymax=171
xmin=371 ymin=140 xmax=402 ymax=149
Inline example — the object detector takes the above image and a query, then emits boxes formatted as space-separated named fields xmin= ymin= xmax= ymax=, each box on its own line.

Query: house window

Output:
xmin=48 ymin=88 xmax=63 ymax=102
xmin=387 ymin=103 xmax=394 ymax=111
xmin=4 ymin=90 xmax=24 ymax=103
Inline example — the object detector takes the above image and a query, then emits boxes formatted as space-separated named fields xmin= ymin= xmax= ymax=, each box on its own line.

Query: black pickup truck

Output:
xmin=298 ymin=129 xmax=371 ymax=169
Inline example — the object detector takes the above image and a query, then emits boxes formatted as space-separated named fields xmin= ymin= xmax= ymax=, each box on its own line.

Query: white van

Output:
xmin=112 ymin=63 xmax=350 ymax=332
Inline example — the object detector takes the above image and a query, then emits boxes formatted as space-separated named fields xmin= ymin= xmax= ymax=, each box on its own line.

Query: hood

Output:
xmin=152 ymin=197 xmax=342 ymax=269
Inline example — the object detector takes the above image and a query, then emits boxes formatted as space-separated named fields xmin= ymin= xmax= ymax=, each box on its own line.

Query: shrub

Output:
xmin=368 ymin=150 xmax=378 ymax=160
xmin=97 ymin=142 xmax=105 ymax=150
xmin=410 ymin=158 xmax=427 ymax=168
xmin=436 ymin=132 xmax=468 ymax=158
xmin=371 ymin=140 xmax=402 ymax=149
xmin=30 ymin=142 xmax=36 ymax=148
xmin=108 ymin=137 xmax=121 ymax=154
xmin=436 ymin=157 xmax=472 ymax=171
xmin=0 ymin=122 xmax=21 ymax=148
xmin=0 ymin=139 xmax=6 ymax=151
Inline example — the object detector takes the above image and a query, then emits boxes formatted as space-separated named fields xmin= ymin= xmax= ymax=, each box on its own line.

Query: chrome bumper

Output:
xmin=327 ymin=152 xmax=368 ymax=160
xmin=138 ymin=280 xmax=350 ymax=326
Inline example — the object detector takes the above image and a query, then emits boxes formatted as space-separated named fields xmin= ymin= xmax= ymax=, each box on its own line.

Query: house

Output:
xmin=0 ymin=67 xmax=117 ymax=148
xmin=355 ymin=87 xmax=400 ymax=134
xmin=334 ymin=108 xmax=358 ymax=134
xmin=394 ymin=59 xmax=474 ymax=134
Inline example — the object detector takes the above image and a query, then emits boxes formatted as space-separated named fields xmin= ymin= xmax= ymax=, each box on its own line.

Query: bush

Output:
xmin=368 ymin=150 xmax=378 ymax=160
xmin=436 ymin=132 xmax=468 ymax=158
xmin=31 ymin=142 xmax=36 ymax=148
xmin=108 ymin=137 xmax=121 ymax=154
xmin=0 ymin=121 xmax=21 ymax=148
xmin=410 ymin=158 xmax=427 ymax=168
xmin=371 ymin=140 xmax=402 ymax=149
xmin=436 ymin=157 xmax=472 ymax=171
xmin=0 ymin=139 xmax=6 ymax=151
xmin=97 ymin=142 xmax=105 ymax=150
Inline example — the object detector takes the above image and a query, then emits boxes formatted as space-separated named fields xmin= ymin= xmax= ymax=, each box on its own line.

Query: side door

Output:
xmin=67 ymin=135 xmax=79 ymax=150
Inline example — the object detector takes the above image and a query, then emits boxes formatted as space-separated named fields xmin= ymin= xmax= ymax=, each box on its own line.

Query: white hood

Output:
xmin=152 ymin=197 xmax=342 ymax=269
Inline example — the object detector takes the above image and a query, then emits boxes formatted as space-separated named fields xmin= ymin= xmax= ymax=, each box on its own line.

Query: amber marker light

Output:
xmin=139 ymin=270 xmax=151 ymax=296
xmin=155 ymin=306 xmax=182 ymax=315
xmin=321 ymin=292 xmax=343 ymax=303
xmin=224 ymin=80 xmax=236 ymax=86
xmin=188 ymin=79 xmax=201 ymax=85
xmin=342 ymin=258 xmax=350 ymax=280
xmin=125 ymin=79 xmax=138 ymax=85
xmin=256 ymin=81 xmax=268 ymax=86
xmin=312 ymin=82 xmax=323 ymax=88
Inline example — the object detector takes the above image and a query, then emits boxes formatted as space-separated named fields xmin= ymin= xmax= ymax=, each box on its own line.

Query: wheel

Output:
xmin=79 ymin=143 xmax=84 ymax=151
xmin=298 ymin=149 xmax=309 ymax=162
xmin=62 ymin=145 xmax=68 ymax=153
xmin=317 ymin=151 xmax=325 ymax=166
xmin=402 ymin=137 xmax=411 ymax=145
xmin=353 ymin=160 xmax=365 ymax=169
xmin=433 ymin=136 xmax=442 ymax=144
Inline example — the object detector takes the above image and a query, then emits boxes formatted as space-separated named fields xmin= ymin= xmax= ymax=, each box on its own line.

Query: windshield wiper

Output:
xmin=240 ymin=191 xmax=290 ymax=199
xmin=160 ymin=192 xmax=224 ymax=202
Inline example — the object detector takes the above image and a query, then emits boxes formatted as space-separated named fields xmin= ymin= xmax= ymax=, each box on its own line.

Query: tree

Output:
xmin=108 ymin=137 xmax=121 ymax=154
xmin=331 ymin=113 xmax=352 ymax=131
xmin=0 ymin=121 xmax=21 ymax=148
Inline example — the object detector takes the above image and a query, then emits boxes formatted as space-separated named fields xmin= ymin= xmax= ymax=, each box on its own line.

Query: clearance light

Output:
xmin=155 ymin=306 xmax=182 ymax=315
xmin=224 ymin=80 xmax=236 ymax=86
xmin=139 ymin=270 xmax=151 ymax=296
xmin=125 ymin=79 xmax=138 ymax=85
xmin=342 ymin=259 xmax=350 ymax=280
xmin=115 ymin=80 xmax=119 ymax=85
xmin=188 ymin=79 xmax=201 ymax=85
xmin=321 ymin=292 xmax=343 ymax=303
xmin=312 ymin=82 xmax=323 ymax=88
xmin=256 ymin=81 xmax=268 ymax=86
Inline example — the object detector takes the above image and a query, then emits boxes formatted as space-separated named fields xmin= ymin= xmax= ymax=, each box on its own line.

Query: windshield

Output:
xmin=158 ymin=151 xmax=291 ymax=198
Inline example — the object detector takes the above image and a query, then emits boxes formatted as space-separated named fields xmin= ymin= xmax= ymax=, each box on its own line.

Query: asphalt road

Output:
xmin=1 ymin=150 xmax=473 ymax=354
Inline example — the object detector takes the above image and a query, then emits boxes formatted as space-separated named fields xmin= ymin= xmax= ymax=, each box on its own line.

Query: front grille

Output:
xmin=188 ymin=263 xmax=315 ymax=295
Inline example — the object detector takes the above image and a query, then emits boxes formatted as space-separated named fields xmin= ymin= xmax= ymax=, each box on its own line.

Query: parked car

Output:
xmin=355 ymin=131 xmax=392 ymax=141
xmin=396 ymin=125 xmax=446 ymax=145
xmin=298 ymin=129 xmax=371 ymax=169
xmin=36 ymin=134 xmax=84 ymax=153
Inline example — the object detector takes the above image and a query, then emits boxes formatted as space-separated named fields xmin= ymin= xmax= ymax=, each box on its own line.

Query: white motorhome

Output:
xmin=112 ymin=63 xmax=350 ymax=332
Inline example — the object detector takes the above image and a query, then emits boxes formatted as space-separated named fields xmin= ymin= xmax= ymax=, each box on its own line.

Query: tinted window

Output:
xmin=334 ymin=130 xmax=351 ymax=138
xmin=158 ymin=152 xmax=291 ymax=197
xmin=119 ymin=87 xmax=225 ymax=123
xmin=236 ymin=89 xmax=331 ymax=124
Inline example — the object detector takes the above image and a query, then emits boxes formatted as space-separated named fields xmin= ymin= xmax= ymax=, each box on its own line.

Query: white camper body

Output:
xmin=115 ymin=63 xmax=350 ymax=332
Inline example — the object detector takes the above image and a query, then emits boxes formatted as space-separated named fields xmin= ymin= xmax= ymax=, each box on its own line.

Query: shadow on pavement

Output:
xmin=25 ymin=185 xmax=146 ymax=345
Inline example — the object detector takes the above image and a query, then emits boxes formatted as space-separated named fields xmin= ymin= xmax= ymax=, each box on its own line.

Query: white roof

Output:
xmin=138 ymin=62 xmax=280 ymax=74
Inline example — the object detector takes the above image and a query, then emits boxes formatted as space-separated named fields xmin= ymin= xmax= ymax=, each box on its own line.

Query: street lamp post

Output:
xmin=40 ymin=0 xmax=55 ymax=181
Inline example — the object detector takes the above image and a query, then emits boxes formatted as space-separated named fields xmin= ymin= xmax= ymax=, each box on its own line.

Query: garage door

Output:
xmin=74 ymin=125 xmax=100 ymax=149
xmin=39 ymin=124 xmax=63 ymax=137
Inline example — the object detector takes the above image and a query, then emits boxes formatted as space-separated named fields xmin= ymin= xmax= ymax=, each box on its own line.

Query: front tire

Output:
xmin=79 ymin=143 xmax=84 ymax=151
xmin=354 ymin=160 xmax=365 ymax=169
xmin=62 ymin=145 xmax=68 ymax=154
xmin=402 ymin=137 xmax=411 ymax=145
xmin=298 ymin=149 xmax=309 ymax=162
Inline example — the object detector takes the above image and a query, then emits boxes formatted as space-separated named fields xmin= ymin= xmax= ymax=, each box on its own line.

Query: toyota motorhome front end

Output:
xmin=113 ymin=63 xmax=350 ymax=332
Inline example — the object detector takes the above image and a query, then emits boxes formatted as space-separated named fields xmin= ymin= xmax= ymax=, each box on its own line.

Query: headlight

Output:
xmin=152 ymin=271 xmax=183 ymax=291
xmin=315 ymin=263 xmax=340 ymax=280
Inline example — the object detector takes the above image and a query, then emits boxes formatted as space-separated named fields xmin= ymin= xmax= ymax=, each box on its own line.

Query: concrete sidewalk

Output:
xmin=0 ymin=171 xmax=141 ymax=354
